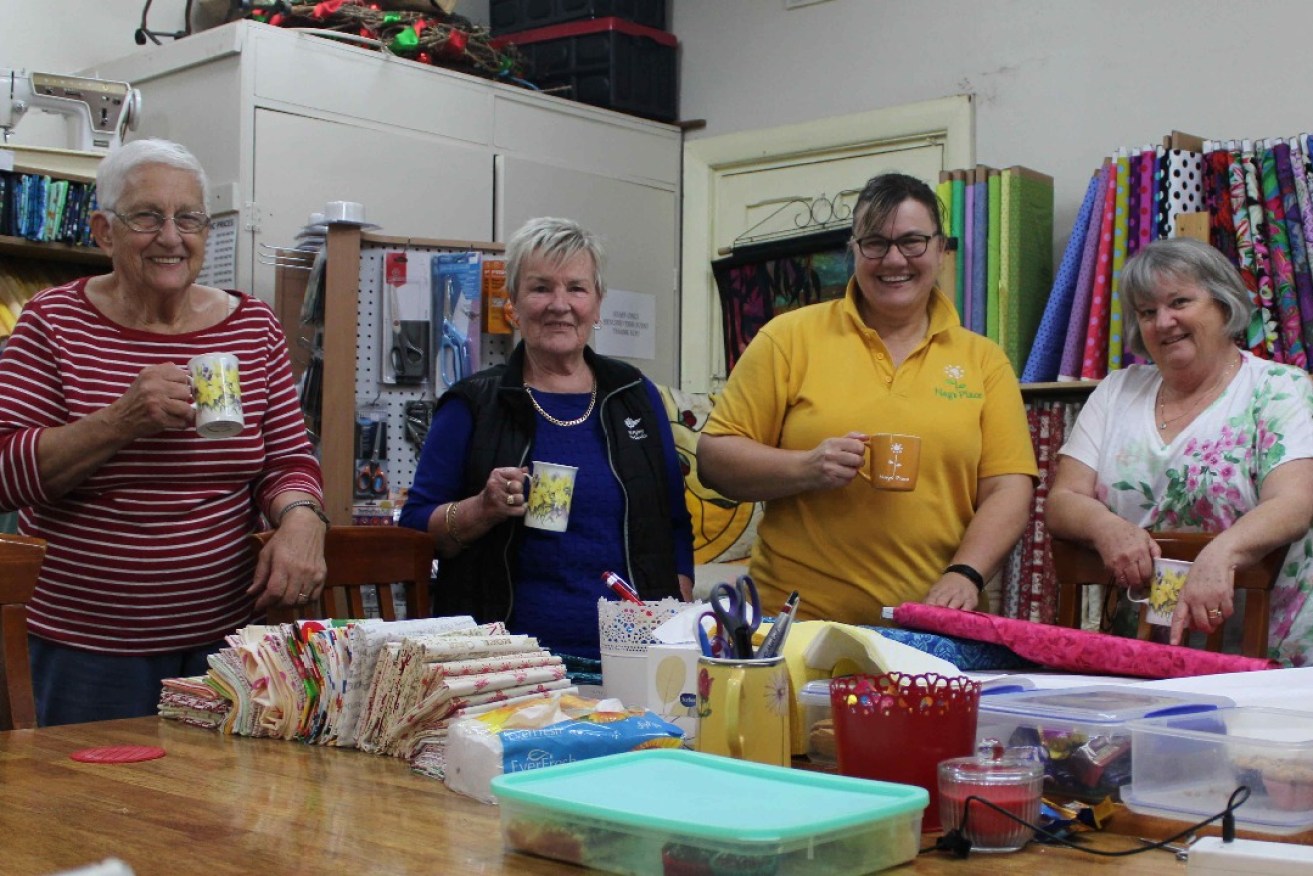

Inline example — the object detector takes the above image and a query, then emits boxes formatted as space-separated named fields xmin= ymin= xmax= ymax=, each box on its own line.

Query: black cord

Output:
xmin=924 ymin=785 xmax=1251 ymax=859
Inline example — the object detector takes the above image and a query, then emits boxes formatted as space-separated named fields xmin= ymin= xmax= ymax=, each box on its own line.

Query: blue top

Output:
xmin=401 ymin=378 xmax=693 ymax=660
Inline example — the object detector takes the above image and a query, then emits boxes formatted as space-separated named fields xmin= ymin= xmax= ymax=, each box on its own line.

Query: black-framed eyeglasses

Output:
xmin=112 ymin=209 xmax=212 ymax=234
xmin=851 ymin=233 xmax=940 ymax=260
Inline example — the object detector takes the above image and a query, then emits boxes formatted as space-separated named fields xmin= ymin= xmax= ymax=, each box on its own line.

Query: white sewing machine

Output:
xmin=1 ymin=70 xmax=141 ymax=151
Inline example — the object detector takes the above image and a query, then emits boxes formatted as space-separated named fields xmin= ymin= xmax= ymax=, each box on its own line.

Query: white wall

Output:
xmin=11 ymin=0 xmax=1313 ymax=249
xmin=674 ymin=0 xmax=1313 ymax=249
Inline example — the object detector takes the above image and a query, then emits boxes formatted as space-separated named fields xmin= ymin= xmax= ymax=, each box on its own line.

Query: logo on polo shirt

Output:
xmin=935 ymin=364 xmax=982 ymax=400
xmin=625 ymin=416 xmax=647 ymax=440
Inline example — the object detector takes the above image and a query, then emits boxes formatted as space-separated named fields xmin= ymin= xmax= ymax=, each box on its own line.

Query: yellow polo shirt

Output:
xmin=703 ymin=281 xmax=1037 ymax=624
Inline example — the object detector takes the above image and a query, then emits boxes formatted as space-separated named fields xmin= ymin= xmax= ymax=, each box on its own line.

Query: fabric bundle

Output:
xmin=938 ymin=165 xmax=1055 ymax=376
xmin=157 ymin=675 xmax=231 ymax=730
xmin=1028 ymin=133 xmax=1313 ymax=382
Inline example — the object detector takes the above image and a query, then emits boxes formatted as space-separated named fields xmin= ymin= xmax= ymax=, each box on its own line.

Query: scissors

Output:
xmin=439 ymin=277 xmax=470 ymax=388
xmin=388 ymin=279 xmax=426 ymax=383
xmin=709 ymin=575 xmax=761 ymax=659
xmin=355 ymin=419 xmax=389 ymax=499
xmin=696 ymin=611 xmax=732 ymax=659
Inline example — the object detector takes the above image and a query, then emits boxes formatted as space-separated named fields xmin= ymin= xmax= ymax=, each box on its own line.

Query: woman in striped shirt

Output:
xmin=0 ymin=139 xmax=326 ymax=725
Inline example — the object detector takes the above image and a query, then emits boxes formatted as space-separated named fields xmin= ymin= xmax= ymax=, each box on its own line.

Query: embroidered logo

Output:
xmin=625 ymin=416 xmax=647 ymax=440
xmin=935 ymin=364 xmax=983 ymax=400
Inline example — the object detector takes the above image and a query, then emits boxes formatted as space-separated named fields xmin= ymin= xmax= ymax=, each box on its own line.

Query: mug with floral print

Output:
xmin=694 ymin=655 xmax=791 ymax=767
xmin=1128 ymin=558 xmax=1190 ymax=626
xmin=187 ymin=353 xmax=244 ymax=438
xmin=858 ymin=433 xmax=921 ymax=491
xmin=524 ymin=461 xmax=578 ymax=532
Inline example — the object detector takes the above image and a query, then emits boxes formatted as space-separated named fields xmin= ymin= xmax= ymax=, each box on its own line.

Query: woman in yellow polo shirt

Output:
xmin=697 ymin=172 xmax=1037 ymax=625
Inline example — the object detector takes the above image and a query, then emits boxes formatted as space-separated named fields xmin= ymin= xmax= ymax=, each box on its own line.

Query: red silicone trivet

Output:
xmin=69 ymin=745 xmax=167 ymax=764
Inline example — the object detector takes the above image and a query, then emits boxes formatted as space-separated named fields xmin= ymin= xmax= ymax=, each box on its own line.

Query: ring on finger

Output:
xmin=506 ymin=494 xmax=515 ymax=506
xmin=1207 ymin=608 xmax=1222 ymax=618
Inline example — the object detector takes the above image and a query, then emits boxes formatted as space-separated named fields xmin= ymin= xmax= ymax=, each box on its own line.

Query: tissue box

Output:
xmin=644 ymin=643 xmax=700 ymax=741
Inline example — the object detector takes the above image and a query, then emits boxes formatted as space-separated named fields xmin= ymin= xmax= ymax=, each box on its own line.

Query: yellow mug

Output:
xmin=694 ymin=656 xmax=791 ymax=767
xmin=857 ymin=433 xmax=921 ymax=491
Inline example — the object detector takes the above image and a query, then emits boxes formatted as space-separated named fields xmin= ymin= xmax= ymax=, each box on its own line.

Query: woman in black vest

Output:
xmin=401 ymin=217 xmax=693 ymax=660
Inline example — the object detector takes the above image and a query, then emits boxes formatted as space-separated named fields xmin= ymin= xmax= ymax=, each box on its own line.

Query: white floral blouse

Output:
xmin=1060 ymin=352 xmax=1313 ymax=666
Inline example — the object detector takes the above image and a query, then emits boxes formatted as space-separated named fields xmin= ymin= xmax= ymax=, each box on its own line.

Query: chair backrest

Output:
xmin=248 ymin=526 xmax=434 ymax=624
xmin=0 ymin=533 xmax=45 ymax=730
xmin=1053 ymin=530 xmax=1285 ymax=658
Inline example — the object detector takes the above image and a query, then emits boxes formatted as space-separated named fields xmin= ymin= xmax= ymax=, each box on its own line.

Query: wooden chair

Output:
xmin=248 ymin=525 xmax=434 ymax=624
xmin=1053 ymin=531 xmax=1286 ymax=658
xmin=0 ymin=533 xmax=45 ymax=730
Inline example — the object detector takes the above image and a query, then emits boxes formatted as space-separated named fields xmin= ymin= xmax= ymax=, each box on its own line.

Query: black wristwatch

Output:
xmin=945 ymin=563 xmax=986 ymax=591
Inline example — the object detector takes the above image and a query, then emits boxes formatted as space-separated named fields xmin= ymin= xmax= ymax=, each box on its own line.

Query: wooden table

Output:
xmin=0 ymin=718 xmax=1188 ymax=875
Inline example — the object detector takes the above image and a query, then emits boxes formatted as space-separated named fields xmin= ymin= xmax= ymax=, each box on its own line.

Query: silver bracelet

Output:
xmin=276 ymin=499 xmax=330 ymax=531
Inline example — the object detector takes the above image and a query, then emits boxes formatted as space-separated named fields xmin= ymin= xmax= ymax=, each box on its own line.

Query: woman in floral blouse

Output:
xmin=1047 ymin=238 xmax=1313 ymax=665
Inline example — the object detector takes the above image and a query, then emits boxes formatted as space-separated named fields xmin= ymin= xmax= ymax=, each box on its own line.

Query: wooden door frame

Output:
xmin=679 ymin=95 xmax=975 ymax=392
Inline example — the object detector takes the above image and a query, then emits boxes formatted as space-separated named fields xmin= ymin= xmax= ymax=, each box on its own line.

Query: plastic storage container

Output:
xmin=798 ymin=679 xmax=836 ymax=763
xmin=976 ymin=685 xmax=1233 ymax=802
xmin=1123 ymin=707 xmax=1313 ymax=835
xmin=491 ymin=0 xmax=668 ymax=35
xmin=492 ymin=17 xmax=678 ymax=123
xmin=491 ymin=748 xmax=927 ymax=875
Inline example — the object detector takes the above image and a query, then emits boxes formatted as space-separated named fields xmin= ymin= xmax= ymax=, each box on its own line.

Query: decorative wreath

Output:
xmin=243 ymin=1 xmax=523 ymax=81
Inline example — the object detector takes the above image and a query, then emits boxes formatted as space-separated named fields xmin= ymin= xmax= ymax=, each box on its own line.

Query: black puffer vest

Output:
xmin=433 ymin=343 xmax=680 ymax=622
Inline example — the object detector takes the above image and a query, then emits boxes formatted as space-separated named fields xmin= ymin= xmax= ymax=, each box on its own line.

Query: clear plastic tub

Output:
xmin=976 ymin=685 xmax=1232 ymax=802
xmin=797 ymin=679 xmax=835 ymax=763
xmin=1123 ymin=707 xmax=1313 ymax=835
xmin=491 ymin=748 xmax=927 ymax=875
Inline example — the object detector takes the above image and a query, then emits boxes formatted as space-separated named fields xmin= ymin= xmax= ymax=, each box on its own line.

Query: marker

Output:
xmin=602 ymin=570 xmax=645 ymax=605
xmin=757 ymin=591 xmax=800 ymax=659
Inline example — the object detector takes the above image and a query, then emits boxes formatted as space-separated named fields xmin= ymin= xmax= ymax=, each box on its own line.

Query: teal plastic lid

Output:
xmin=491 ymin=749 xmax=927 ymax=843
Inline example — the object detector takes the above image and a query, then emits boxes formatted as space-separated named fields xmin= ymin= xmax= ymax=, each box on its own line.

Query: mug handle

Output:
xmin=855 ymin=440 xmax=873 ymax=484
xmin=726 ymin=669 xmax=744 ymax=759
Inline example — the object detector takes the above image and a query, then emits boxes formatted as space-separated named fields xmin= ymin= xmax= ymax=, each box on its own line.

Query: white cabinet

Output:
xmin=83 ymin=21 xmax=683 ymax=384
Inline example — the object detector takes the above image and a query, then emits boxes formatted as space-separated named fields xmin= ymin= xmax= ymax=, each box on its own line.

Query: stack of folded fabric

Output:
xmin=157 ymin=675 xmax=231 ymax=730
xmin=355 ymin=629 xmax=573 ymax=776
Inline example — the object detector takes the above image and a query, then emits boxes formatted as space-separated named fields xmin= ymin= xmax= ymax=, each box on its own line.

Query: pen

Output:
xmin=758 ymin=591 xmax=800 ymax=659
xmin=601 ymin=570 xmax=645 ymax=605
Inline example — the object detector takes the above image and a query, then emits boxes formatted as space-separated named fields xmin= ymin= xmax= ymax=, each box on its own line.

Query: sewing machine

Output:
xmin=1 ymin=70 xmax=141 ymax=151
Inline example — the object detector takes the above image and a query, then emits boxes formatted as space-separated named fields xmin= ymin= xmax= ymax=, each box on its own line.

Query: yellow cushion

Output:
xmin=656 ymin=384 xmax=765 ymax=564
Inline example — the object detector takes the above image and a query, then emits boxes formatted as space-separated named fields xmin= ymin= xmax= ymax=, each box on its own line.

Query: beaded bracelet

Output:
xmin=445 ymin=500 xmax=468 ymax=549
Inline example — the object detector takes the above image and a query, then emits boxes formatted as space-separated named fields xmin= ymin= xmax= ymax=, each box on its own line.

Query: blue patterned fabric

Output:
xmin=871 ymin=626 xmax=1039 ymax=671
xmin=1022 ymin=172 xmax=1101 ymax=382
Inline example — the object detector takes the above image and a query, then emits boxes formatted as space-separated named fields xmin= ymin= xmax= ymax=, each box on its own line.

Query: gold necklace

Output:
xmin=1157 ymin=355 xmax=1240 ymax=431
xmin=524 ymin=383 xmax=597 ymax=427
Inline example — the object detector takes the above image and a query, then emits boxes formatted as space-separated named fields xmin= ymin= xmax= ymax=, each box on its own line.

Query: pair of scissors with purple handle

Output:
xmin=710 ymin=575 xmax=761 ymax=659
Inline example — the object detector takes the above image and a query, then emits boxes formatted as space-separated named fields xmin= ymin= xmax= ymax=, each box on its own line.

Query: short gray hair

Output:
xmin=95 ymin=138 xmax=208 ymax=212
xmin=1121 ymin=237 xmax=1254 ymax=360
xmin=505 ymin=217 xmax=606 ymax=300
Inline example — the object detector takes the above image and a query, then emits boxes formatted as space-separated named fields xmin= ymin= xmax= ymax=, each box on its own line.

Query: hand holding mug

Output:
xmin=111 ymin=362 xmax=194 ymax=438
xmin=807 ymin=432 xmax=869 ymax=490
xmin=480 ymin=466 xmax=529 ymax=520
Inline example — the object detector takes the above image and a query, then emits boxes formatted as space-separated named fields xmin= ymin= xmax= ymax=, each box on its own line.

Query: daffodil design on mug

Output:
xmin=524 ymin=462 xmax=579 ymax=532
xmin=187 ymin=353 xmax=244 ymax=439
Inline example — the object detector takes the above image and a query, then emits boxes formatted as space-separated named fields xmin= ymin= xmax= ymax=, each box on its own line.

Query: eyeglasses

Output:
xmin=851 ymin=233 xmax=940 ymax=260
xmin=111 ymin=210 xmax=212 ymax=234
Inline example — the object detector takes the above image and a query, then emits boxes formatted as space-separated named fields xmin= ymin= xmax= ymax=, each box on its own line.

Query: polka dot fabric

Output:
xmin=1080 ymin=161 xmax=1120 ymax=380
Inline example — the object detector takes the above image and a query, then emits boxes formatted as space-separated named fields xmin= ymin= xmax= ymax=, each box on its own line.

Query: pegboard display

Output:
xmin=354 ymin=243 xmax=511 ymax=495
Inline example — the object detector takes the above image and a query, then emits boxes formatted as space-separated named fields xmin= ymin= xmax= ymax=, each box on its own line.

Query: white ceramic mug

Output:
xmin=187 ymin=353 xmax=244 ymax=438
xmin=1128 ymin=557 xmax=1191 ymax=626
xmin=524 ymin=461 xmax=578 ymax=532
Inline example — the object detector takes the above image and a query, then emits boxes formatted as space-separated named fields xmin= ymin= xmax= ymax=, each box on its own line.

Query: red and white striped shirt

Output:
xmin=0 ymin=277 xmax=323 ymax=654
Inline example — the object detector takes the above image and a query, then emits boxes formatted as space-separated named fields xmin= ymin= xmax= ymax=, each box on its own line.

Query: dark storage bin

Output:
xmin=494 ymin=18 xmax=678 ymax=123
xmin=490 ymin=0 xmax=667 ymax=35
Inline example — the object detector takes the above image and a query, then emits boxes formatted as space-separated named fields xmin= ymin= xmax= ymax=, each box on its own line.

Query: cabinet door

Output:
xmin=497 ymin=156 xmax=679 ymax=386
xmin=251 ymin=109 xmax=493 ymax=302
